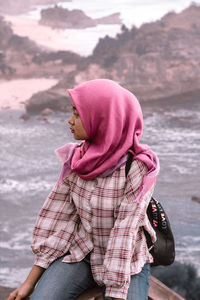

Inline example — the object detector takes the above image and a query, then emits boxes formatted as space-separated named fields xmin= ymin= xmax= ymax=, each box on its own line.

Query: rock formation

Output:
xmin=25 ymin=90 xmax=72 ymax=113
xmin=191 ymin=196 xmax=200 ymax=203
xmin=1 ymin=4 xmax=200 ymax=113
xmin=0 ymin=0 xmax=70 ymax=15
xmin=78 ymin=4 xmax=200 ymax=102
xmin=39 ymin=6 xmax=121 ymax=29
xmin=0 ymin=16 xmax=41 ymax=78
xmin=0 ymin=16 xmax=83 ymax=79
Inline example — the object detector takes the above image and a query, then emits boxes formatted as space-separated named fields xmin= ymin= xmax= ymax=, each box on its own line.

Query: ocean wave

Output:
xmin=0 ymin=178 xmax=53 ymax=194
xmin=0 ymin=230 xmax=32 ymax=251
xmin=0 ymin=267 xmax=31 ymax=288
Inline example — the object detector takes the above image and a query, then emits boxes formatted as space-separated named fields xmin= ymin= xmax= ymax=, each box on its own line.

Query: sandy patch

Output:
xmin=0 ymin=78 xmax=58 ymax=110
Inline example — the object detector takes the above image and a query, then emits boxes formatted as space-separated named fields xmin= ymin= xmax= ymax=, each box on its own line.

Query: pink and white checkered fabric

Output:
xmin=31 ymin=159 xmax=156 ymax=299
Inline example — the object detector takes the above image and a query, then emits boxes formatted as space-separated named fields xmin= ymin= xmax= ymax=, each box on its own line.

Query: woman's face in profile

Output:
xmin=68 ymin=104 xmax=89 ymax=140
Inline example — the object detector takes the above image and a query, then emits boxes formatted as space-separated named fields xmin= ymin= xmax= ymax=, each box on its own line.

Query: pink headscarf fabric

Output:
xmin=56 ymin=79 xmax=159 ymax=200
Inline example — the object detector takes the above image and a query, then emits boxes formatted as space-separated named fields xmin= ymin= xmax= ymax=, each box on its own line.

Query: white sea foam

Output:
xmin=0 ymin=267 xmax=31 ymax=288
xmin=0 ymin=178 xmax=53 ymax=194
xmin=170 ymin=165 xmax=189 ymax=175
xmin=0 ymin=231 xmax=31 ymax=251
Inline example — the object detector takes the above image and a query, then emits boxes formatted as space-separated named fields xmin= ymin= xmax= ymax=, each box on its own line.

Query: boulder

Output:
xmin=191 ymin=196 xmax=200 ymax=203
xmin=39 ymin=6 xmax=121 ymax=29
xmin=40 ymin=6 xmax=95 ymax=29
xmin=20 ymin=112 xmax=31 ymax=120
xmin=25 ymin=90 xmax=71 ymax=114
xmin=36 ymin=115 xmax=49 ymax=122
xmin=40 ymin=107 xmax=54 ymax=115
xmin=95 ymin=13 xmax=121 ymax=25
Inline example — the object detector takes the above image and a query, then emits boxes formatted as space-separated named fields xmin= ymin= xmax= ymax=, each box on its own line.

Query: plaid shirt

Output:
xmin=31 ymin=159 xmax=156 ymax=299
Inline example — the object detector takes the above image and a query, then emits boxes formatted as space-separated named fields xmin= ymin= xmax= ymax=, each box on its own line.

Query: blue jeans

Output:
xmin=30 ymin=253 xmax=150 ymax=300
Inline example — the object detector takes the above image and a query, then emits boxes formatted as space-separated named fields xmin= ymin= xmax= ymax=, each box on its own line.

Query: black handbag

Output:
xmin=125 ymin=153 xmax=175 ymax=266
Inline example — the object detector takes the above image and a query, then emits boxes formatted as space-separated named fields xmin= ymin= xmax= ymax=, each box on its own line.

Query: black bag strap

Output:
xmin=125 ymin=153 xmax=153 ymax=249
xmin=125 ymin=152 xmax=134 ymax=177
xmin=125 ymin=152 xmax=175 ymax=266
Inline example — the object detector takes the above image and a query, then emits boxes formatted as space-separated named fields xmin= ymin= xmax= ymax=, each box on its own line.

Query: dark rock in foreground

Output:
xmin=0 ymin=286 xmax=14 ymax=300
xmin=20 ymin=112 xmax=31 ymax=121
xmin=26 ymin=90 xmax=71 ymax=114
xmin=191 ymin=196 xmax=200 ymax=203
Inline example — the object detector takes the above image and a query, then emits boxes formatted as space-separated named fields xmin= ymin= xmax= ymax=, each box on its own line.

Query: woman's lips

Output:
xmin=70 ymin=128 xmax=75 ymax=133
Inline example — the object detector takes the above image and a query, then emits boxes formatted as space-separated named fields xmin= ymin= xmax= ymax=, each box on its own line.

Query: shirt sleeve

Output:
xmin=103 ymin=160 xmax=154 ymax=300
xmin=31 ymin=179 xmax=79 ymax=269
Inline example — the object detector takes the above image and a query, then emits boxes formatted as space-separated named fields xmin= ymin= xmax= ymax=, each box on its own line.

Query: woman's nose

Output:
xmin=68 ymin=115 xmax=74 ymax=125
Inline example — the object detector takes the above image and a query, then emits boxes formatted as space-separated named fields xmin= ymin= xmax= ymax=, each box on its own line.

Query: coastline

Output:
xmin=3 ymin=14 xmax=71 ymax=52
xmin=0 ymin=78 xmax=58 ymax=110
xmin=3 ymin=14 xmax=121 ymax=56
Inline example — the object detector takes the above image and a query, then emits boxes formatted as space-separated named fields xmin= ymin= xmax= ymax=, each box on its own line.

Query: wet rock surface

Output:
xmin=192 ymin=196 xmax=200 ymax=203
xmin=25 ymin=90 xmax=71 ymax=114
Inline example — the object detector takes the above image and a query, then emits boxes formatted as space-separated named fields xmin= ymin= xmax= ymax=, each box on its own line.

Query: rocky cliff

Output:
xmin=0 ymin=16 xmax=40 ymax=77
xmin=40 ymin=6 xmax=121 ymax=29
xmin=0 ymin=16 xmax=83 ymax=79
xmin=76 ymin=4 xmax=200 ymax=102
xmin=1 ymin=4 xmax=200 ymax=113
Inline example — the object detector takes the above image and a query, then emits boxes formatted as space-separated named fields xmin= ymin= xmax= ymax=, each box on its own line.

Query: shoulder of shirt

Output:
xmin=126 ymin=159 xmax=148 ymax=178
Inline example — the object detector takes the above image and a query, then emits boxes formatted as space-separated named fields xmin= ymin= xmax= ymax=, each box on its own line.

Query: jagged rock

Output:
xmin=39 ymin=6 xmax=121 ymax=29
xmin=20 ymin=112 xmax=31 ymax=120
xmin=25 ymin=90 xmax=71 ymax=113
xmin=191 ymin=196 xmax=200 ymax=203
xmin=95 ymin=13 xmax=121 ymax=25
xmin=0 ymin=16 xmax=82 ymax=79
xmin=36 ymin=115 xmax=49 ymax=122
xmin=0 ymin=17 xmax=13 ymax=48
xmin=40 ymin=6 xmax=95 ymax=29
xmin=76 ymin=4 xmax=200 ymax=102
xmin=0 ymin=17 xmax=41 ymax=79
xmin=1 ymin=4 xmax=200 ymax=105
xmin=40 ymin=107 xmax=53 ymax=115
xmin=32 ymin=51 xmax=82 ymax=65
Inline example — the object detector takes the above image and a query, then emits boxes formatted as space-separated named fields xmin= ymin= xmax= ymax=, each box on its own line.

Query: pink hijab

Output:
xmin=56 ymin=79 xmax=159 ymax=201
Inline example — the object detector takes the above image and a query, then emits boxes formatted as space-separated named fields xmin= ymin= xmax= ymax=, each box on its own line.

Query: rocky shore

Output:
xmin=40 ymin=6 xmax=121 ymax=29
xmin=28 ymin=4 xmax=200 ymax=114
xmin=0 ymin=4 xmax=200 ymax=114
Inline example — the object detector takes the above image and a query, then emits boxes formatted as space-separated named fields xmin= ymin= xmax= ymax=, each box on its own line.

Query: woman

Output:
xmin=8 ymin=79 xmax=159 ymax=300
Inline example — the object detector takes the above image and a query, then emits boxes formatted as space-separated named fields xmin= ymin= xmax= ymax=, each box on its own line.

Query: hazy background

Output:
xmin=0 ymin=0 xmax=200 ymax=289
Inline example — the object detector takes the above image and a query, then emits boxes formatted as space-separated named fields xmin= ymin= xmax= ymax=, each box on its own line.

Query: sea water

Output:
xmin=0 ymin=96 xmax=200 ymax=287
